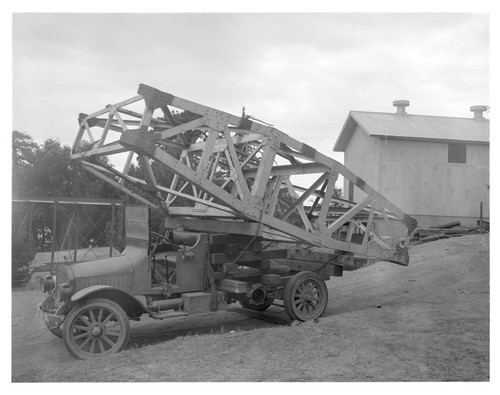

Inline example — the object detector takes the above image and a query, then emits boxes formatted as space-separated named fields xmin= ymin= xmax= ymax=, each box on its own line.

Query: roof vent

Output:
xmin=470 ymin=105 xmax=488 ymax=120
xmin=393 ymin=100 xmax=410 ymax=116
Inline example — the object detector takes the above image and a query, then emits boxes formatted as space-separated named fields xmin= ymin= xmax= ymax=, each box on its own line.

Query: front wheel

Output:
xmin=62 ymin=298 xmax=130 ymax=360
xmin=284 ymin=271 xmax=328 ymax=321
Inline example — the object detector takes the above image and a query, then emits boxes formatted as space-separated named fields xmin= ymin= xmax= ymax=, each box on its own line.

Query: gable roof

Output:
xmin=333 ymin=111 xmax=490 ymax=152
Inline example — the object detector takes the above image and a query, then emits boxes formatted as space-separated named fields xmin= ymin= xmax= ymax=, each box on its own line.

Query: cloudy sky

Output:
xmin=12 ymin=12 xmax=489 ymax=167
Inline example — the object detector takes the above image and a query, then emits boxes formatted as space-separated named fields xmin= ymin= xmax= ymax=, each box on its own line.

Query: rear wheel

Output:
xmin=62 ymin=298 xmax=130 ymax=360
xmin=284 ymin=271 xmax=328 ymax=321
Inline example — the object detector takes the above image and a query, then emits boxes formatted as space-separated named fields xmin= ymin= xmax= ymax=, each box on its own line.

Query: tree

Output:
xmin=12 ymin=131 xmax=38 ymax=195
xmin=12 ymin=131 xmax=125 ymax=252
xmin=12 ymin=130 xmax=38 ymax=167
xmin=27 ymin=139 xmax=75 ymax=197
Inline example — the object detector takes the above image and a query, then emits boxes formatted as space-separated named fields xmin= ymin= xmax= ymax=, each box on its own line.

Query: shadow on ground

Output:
xmin=127 ymin=306 xmax=292 ymax=349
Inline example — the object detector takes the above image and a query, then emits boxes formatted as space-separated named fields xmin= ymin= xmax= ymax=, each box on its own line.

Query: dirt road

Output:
xmin=12 ymin=234 xmax=489 ymax=381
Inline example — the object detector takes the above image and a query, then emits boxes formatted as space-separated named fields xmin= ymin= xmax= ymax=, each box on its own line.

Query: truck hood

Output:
xmin=57 ymin=246 xmax=148 ymax=293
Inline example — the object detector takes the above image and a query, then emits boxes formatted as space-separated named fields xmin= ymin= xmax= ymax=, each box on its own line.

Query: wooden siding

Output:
xmin=343 ymin=129 xmax=489 ymax=225
xmin=342 ymin=125 xmax=381 ymax=202
xmin=378 ymin=138 xmax=489 ymax=219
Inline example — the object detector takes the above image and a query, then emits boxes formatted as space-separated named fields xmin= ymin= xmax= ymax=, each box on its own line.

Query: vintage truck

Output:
xmin=38 ymin=84 xmax=417 ymax=359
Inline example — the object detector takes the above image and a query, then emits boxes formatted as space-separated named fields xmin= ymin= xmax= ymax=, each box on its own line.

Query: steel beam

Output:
xmin=70 ymin=83 xmax=417 ymax=265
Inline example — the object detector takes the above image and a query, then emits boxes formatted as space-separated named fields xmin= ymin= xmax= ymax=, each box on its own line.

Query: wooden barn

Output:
xmin=333 ymin=100 xmax=489 ymax=229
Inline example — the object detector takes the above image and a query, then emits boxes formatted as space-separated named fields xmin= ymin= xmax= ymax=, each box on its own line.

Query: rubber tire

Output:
xmin=62 ymin=298 xmax=130 ymax=360
xmin=45 ymin=322 xmax=63 ymax=339
xmin=284 ymin=271 xmax=328 ymax=321
xmin=239 ymin=296 xmax=274 ymax=311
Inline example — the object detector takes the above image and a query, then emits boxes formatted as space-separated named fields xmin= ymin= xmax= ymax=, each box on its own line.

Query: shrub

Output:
xmin=12 ymin=236 xmax=36 ymax=272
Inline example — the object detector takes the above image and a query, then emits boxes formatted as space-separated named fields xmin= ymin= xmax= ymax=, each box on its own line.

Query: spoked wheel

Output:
xmin=239 ymin=296 xmax=274 ymax=311
xmin=62 ymin=298 xmax=130 ymax=360
xmin=284 ymin=271 xmax=328 ymax=321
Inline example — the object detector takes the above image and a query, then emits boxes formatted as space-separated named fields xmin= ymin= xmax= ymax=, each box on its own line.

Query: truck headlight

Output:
xmin=55 ymin=283 xmax=73 ymax=302
xmin=40 ymin=275 xmax=55 ymax=294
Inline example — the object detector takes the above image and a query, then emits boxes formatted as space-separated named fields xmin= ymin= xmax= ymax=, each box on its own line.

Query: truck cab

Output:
xmin=38 ymin=206 xmax=312 ymax=359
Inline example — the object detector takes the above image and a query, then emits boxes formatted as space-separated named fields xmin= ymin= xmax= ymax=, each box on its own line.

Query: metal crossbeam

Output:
xmin=71 ymin=84 xmax=417 ymax=265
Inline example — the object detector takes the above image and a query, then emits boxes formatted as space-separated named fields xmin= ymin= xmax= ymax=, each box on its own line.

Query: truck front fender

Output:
xmin=71 ymin=285 xmax=153 ymax=319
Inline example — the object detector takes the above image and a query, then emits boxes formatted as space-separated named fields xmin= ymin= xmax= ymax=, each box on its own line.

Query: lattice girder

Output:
xmin=71 ymin=84 xmax=418 ymax=265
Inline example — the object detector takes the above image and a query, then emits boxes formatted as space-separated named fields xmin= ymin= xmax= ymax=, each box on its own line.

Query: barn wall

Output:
xmin=342 ymin=125 xmax=381 ymax=201
xmin=378 ymin=138 xmax=489 ymax=226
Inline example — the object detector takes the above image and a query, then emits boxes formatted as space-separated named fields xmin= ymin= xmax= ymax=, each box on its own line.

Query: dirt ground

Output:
xmin=11 ymin=234 xmax=489 ymax=382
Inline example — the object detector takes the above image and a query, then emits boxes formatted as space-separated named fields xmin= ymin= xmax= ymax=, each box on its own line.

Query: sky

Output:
xmin=11 ymin=12 xmax=490 ymax=168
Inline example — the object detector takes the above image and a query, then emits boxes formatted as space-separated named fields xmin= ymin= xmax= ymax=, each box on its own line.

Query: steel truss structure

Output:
xmin=13 ymin=197 xmax=123 ymax=272
xmin=71 ymin=84 xmax=417 ymax=266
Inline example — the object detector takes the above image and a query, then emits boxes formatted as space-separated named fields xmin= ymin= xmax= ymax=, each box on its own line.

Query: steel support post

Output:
xmin=110 ymin=203 xmax=116 ymax=257
xmin=50 ymin=202 xmax=58 ymax=274
xmin=27 ymin=202 xmax=33 ymax=251
xmin=73 ymin=204 xmax=79 ymax=262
